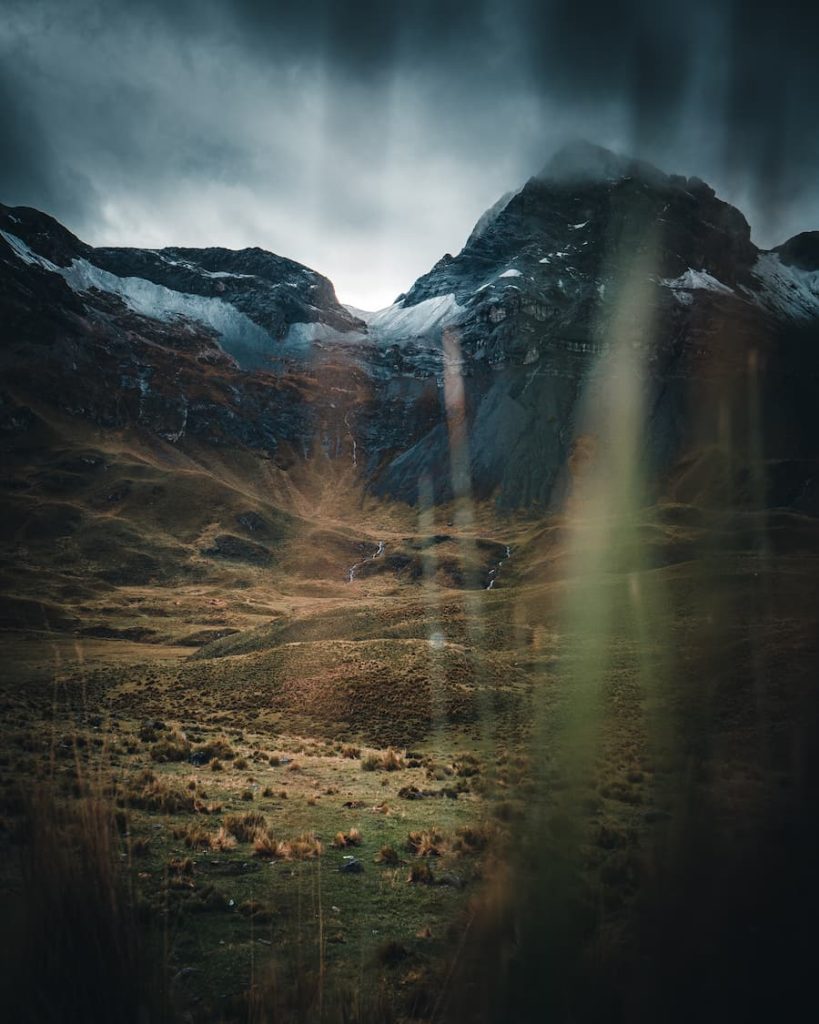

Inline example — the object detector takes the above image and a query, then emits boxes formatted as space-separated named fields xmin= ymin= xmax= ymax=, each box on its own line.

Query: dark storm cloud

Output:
xmin=0 ymin=60 xmax=97 ymax=225
xmin=1 ymin=0 xmax=818 ymax=307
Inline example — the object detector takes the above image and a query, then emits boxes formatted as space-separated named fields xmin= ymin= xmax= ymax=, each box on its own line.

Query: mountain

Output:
xmin=4 ymin=144 xmax=819 ymax=1024
xmin=2 ymin=141 xmax=818 ymax=540
xmin=1 ymin=204 xmax=365 ymax=370
xmin=362 ymin=142 xmax=819 ymax=506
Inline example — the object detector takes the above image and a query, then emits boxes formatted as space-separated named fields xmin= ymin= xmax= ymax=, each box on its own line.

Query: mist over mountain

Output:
xmin=2 ymin=143 xmax=817 ymax=520
xmin=3 ymin=0 xmax=819 ymax=308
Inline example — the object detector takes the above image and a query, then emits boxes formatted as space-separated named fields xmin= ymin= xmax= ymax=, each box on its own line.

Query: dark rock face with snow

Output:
xmin=2 ymin=143 xmax=818 ymax=512
xmin=0 ymin=204 xmax=364 ymax=371
xmin=360 ymin=143 xmax=819 ymax=507
xmin=774 ymin=231 xmax=819 ymax=272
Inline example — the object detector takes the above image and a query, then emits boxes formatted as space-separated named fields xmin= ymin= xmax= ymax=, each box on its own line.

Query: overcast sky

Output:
xmin=2 ymin=0 xmax=818 ymax=309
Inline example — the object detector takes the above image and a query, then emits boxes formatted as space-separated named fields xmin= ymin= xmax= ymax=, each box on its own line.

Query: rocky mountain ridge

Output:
xmin=2 ymin=142 xmax=818 ymax=512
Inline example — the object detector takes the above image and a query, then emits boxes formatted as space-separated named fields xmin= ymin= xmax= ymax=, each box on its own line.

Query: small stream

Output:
xmin=486 ymin=544 xmax=511 ymax=590
xmin=347 ymin=540 xmax=385 ymax=582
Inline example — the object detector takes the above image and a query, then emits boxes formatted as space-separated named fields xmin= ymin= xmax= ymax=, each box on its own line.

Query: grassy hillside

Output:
xmin=1 ymin=400 xmax=818 ymax=1021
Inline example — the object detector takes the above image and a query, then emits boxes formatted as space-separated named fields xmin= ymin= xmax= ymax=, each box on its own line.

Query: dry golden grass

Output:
xmin=120 ymin=771 xmax=197 ymax=814
xmin=332 ymin=827 xmax=363 ymax=849
xmin=3 ymin=415 xmax=818 ymax=1024
xmin=194 ymin=736 xmax=235 ymax=760
xmin=210 ymin=825 xmax=238 ymax=851
xmin=224 ymin=811 xmax=267 ymax=843
xmin=407 ymin=828 xmax=446 ymax=858
xmin=251 ymin=828 xmax=284 ymax=859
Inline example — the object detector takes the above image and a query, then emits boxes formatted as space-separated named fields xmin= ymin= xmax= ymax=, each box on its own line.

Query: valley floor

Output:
xmin=1 ymin=487 xmax=818 ymax=1022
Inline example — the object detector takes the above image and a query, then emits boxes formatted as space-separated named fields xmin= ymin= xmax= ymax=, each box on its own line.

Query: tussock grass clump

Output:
xmin=149 ymin=728 xmax=190 ymax=763
xmin=193 ymin=798 xmax=223 ymax=815
xmin=224 ymin=811 xmax=267 ymax=843
xmin=252 ymin=829 xmax=323 ymax=861
xmin=332 ymin=827 xmax=362 ymax=849
xmin=362 ymin=748 xmax=405 ymax=772
xmin=283 ymin=833 xmax=323 ymax=860
xmin=210 ymin=825 xmax=238 ymax=851
xmin=375 ymin=844 xmax=400 ymax=866
xmin=382 ymin=748 xmax=404 ymax=771
xmin=252 ymin=829 xmax=284 ymax=859
xmin=341 ymin=744 xmax=361 ymax=759
xmin=407 ymin=828 xmax=445 ymax=857
xmin=168 ymin=856 xmax=194 ymax=875
xmin=469 ymin=775 xmax=493 ymax=797
xmin=407 ymin=861 xmax=435 ymax=884
xmin=193 ymin=736 xmax=235 ymax=761
xmin=129 ymin=767 xmax=156 ymax=787
xmin=180 ymin=823 xmax=213 ymax=849
xmin=139 ymin=720 xmax=164 ymax=743
xmin=454 ymin=753 xmax=481 ymax=778
xmin=452 ymin=822 xmax=494 ymax=855
xmin=121 ymin=773 xmax=196 ymax=814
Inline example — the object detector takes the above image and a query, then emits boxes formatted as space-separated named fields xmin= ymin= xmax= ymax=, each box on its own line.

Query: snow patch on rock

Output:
xmin=2 ymin=229 xmax=275 ymax=357
xmin=660 ymin=268 xmax=735 ymax=301
xmin=283 ymin=320 xmax=365 ymax=347
xmin=744 ymin=252 xmax=819 ymax=321
xmin=343 ymin=303 xmax=375 ymax=322
xmin=367 ymin=293 xmax=465 ymax=343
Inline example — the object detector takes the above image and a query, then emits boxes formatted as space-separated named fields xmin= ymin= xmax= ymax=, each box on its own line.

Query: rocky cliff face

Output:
xmin=2 ymin=142 xmax=818 ymax=513
xmin=361 ymin=142 xmax=819 ymax=508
